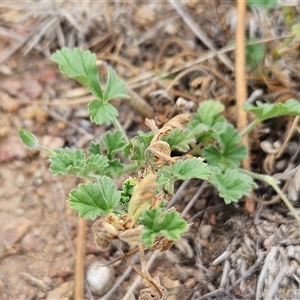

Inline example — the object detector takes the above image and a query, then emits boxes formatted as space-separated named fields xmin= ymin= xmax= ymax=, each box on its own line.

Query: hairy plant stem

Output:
xmin=240 ymin=169 xmax=300 ymax=224
xmin=116 ymin=163 xmax=139 ymax=176
xmin=113 ymin=119 xmax=129 ymax=143
xmin=240 ymin=118 xmax=261 ymax=137
xmin=37 ymin=145 xmax=56 ymax=156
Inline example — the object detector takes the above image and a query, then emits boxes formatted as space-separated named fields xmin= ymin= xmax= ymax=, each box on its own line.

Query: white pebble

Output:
xmin=86 ymin=259 xmax=115 ymax=296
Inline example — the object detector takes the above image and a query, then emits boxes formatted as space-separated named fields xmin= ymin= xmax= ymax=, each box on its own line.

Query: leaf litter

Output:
xmin=1 ymin=1 xmax=300 ymax=299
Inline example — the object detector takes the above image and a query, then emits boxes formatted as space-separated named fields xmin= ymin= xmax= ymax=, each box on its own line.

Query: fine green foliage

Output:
xmin=158 ymin=158 xmax=211 ymax=195
xmin=69 ymin=176 xmax=121 ymax=219
xmin=19 ymin=47 xmax=300 ymax=254
xmin=120 ymin=178 xmax=137 ymax=206
xmin=139 ymin=208 xmax=188 ymax=247
xmin=123 ymin=131 xmax=154 ymax=166
xmin=292 ymin=23 xmax=300 ymax=41
xmin=88 ymin=141 xmax=101 ymax=155
xmin=50 ymin=148 xmax=86 ymax=175
xmin=49 ymin=148 xmax=109 ymax=177
xmin=191 ymin=99 xmax=225 ymax=127
xmin=102 ymin=130 xmax=126 ymax=159
xmin=243 ymin=99 xmax=300 ymax=121
xmin=247 ymin=0 xmax=277 ymax=8
xmin=246 ymin=42 xmax=265 ymax=68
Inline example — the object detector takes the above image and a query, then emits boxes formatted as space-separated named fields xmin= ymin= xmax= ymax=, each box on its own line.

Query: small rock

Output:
xmin=46 ymin=281 xmax=74 ymax=300
xmin=55 ymin=266 xmax=73 ymax=279
xmin=20 ymin=231 xmax=45 ymax=252
xmin=200 ymin=225 xmax=212 ymax=239
xmin=184 ymin=277 xmax=196 ymax=289
xmin=37 ymin=291 xmax=46 ymax=299
xmin=86 ymin=259 xmax=115 ymax=296
xmin=55 ymin=244 xmax=65 ymax=253
xmin=135 ymin=4 xmax=155 ymax=26
xmin=166 ymin=295 xmax=178 ymax=300
xmin=23 ymin=79 xmax=43 ymax=99
xmin=161 ymin=277 xmax=180 ymax=289
xmin=0 ymin=136 xmax=27 ymax=162
xmin=1 ymin=218 xmax=32 ymax=246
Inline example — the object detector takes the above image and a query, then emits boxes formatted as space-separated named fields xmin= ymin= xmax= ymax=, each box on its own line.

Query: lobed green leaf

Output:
xmin=49 ymin=148 xmax=86 ymax=176
xmin=208 ymin=167 xmax=255 ymax=204
xmin=139 ymin=208 xmax=188 ymax=247
xmin=81 ymin=154 xmax=109 ymax=176
xmin=120 ymin=178 xmax=137 ymax=207
xmin=157 ymin=167 xmax=175 ymax=195
xmin=203 ymin=123 xmax=247 ymax=167
xmin=103 ymin=130 xmax=126 ymax=159
xmin=192 ymin=100 xmax=225 ymax=127
xmin=162 ymin=128 xmax=195 ymax=152
xmin=105 ymin=158 xmax=124 ymax=175
xmin=51 ymin=48 xmax=103 ymax=99
xmin=171 ymin=157 xmax=211 ymax=180
xmin=87 ymin=141 xmax=102 ymax=155
xmin=68 ymin=176 xmax=121 ymax=219
xmin=103 ymin=67 xmax=130 ymax=101
xmin=243 ymin=99 xmax=300 ymax=121
xmin=123 ymin=131 xmax=154 ymax=166
xmin=88 ymin=100 xmax=119 ymax=125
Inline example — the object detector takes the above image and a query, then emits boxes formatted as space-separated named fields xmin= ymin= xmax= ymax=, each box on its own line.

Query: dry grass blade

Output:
xmin=168 ymin=0 xmax=234 ymax=71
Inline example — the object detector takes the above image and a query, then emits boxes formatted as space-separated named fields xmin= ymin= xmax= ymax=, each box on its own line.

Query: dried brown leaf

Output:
xmin=145 ymin=118 xmax=158 ymax=132
xmin=128 ymin=173 xmax=157 ymax=220
xmin=119 ymin=225 xmax=144 ymax=245
xmin=163 ymin=113 xmax=192 ymax=129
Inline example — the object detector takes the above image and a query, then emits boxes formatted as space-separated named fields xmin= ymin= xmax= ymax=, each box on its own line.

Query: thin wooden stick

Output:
xmin=74 ymin=218 xmax=87 ymax=300
xmin=236 ymin=0 xmax=253 ymax=212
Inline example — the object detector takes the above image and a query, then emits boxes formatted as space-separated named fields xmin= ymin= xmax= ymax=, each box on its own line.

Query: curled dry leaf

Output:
xmin=145 ymin=113 xmax=192 ymax=169
xmin=152 ymin=236 xmax=174 ymax=252
xmin=93 ymin=221 xmax=113 ymax=249
xmin=146 ymin=141 xmax=175 ymax=168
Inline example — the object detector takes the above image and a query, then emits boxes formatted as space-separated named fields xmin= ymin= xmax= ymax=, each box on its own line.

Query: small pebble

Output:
xmin=200 ymin=225 xmax=212 ymax=239
xmin=86 ymin=259 xmax=115 ymax=296
xmin=184 ymin=277 xmax=196 ymax=289
xmin=37 ymin=291 xmax=46 ymax=299
xmin=56 ymin=244 xmax=65 ymax=253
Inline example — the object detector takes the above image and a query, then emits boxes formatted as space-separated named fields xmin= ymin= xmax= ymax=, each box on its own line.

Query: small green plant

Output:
xmin=247 ymin=0 xmax=277 ymax=9
xmin=19 ymin=48 xmax=300 ymax=299
xmin=246 ymin=41 xmax=266 ymax=69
